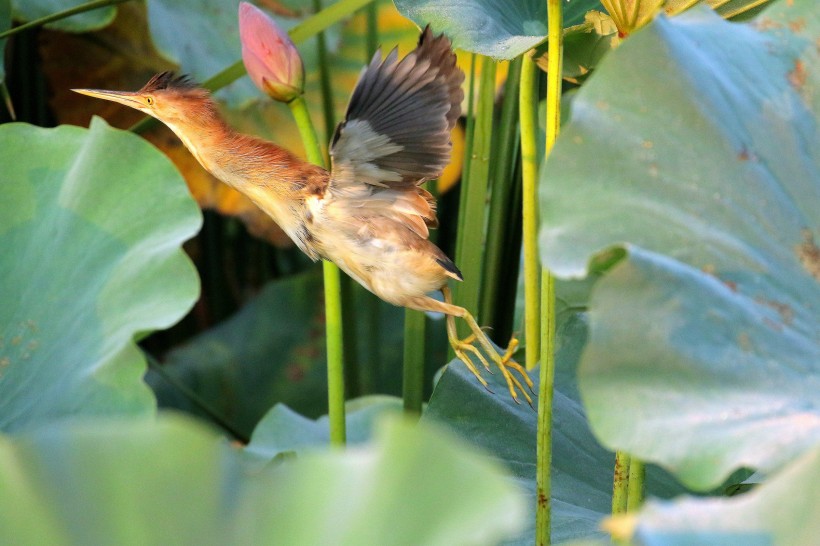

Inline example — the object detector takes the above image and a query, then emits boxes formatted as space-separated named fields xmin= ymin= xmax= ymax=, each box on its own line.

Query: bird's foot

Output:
xmin=449 ymin=321 xmax=534 ymax=408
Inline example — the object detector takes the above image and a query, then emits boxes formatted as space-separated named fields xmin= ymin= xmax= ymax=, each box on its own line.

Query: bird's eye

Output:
xmin=145 ymin=96 xmax=154 ymax=105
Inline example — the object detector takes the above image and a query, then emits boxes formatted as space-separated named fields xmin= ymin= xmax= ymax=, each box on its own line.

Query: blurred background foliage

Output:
xmin=3 ymin=0 xmax=818 ymax=544
xmin=2 ymin=0 xmax=486 ymax=433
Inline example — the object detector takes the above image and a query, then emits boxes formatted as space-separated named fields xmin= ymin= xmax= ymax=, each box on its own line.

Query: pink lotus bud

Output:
xmin=239 ymin=2 xmax=304 ymax=103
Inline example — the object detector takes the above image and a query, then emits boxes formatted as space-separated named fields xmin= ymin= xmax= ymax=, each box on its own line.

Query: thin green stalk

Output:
xmin=402 ymin=309 xmax=426 ymax=415
xmin=322 ymin=260 xmax=346 ymax=445
xmin=612 ymin=451 xmax=631 ymax=514
xmin=312 ymin=0 xmax=336 ymax=144
xmin=456 ymin=52 xmax=478 ymax=241
xmin=130 ymin=0 xmax=376 ymax=133
xmin=289 ymin=0 xmax=373 ymax=44
xmin=365 ymin=2 xmax=379 ymax=57
xmin=340 ymin=277 xmax=361 ymax=397
xmin=357 ymin=7 xmax=382 ymax=397
xmin=146 ymin=353 xmax=249 ymax=443
xmin=0 ymin=0 xmax=131 ymax=40
xmin=626 ymin=457 xmax=646 ymax=511
xmin=536 ymin=0 xmax=563 ymax=543
xmin=1 ymin=81 xmax=15 ymax=120
xmin=288 ymin=95 xmax=346 ymax=446
xmin=519 ymin=55 xmax=540 ymax=371
xmin=403 ymin=177 xmax=441 ymax=401
xmin=453 ymin=56 xmax=496 ymax=337
xmin=480 ymin=57 xmax=522 ymax=334
xmin=377 ymin=15 xmax=424 ymax=410
xmin=536 ymin=273 xmax=556 ymax=545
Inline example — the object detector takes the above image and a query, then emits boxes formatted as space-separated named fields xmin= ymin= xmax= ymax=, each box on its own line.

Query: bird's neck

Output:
xmin=163 ymin=101 xmax=318 ymax=193
xmin=162 ymin=99 xmax=327 ymax=251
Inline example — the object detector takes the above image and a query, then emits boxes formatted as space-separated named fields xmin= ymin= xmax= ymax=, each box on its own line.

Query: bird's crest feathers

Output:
xmin=140 ymin=72 xmax=201 ymax=94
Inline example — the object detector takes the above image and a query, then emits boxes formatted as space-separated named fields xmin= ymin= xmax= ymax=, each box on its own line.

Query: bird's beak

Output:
xmin=72 ymin=88 xmax=144 ymax=109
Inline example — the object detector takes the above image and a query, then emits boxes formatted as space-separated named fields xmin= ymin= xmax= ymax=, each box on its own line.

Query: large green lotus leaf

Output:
xmin=11 ymin=0 xmax=116 ymax=32
xmin=618 ymin=445 xmax=820 ymax=545
xmin=0 ymin=119 xmax=201 ymax=433
xmin=540 ymin=3 xmax=819 ymax=489
xmin=148 ymin=270 xmax=330 ymax=436
xmin=0 ymin=413 xmax=527 ymax=546
xmin=244 ymin=395 xmax=403 ymax=462
xmin=423 ymin=312 xmax=691 ymax=545
xmin=581 ymin=248 xmax=820 ymax=490
xmin=146 ymin=0 xmax=255 ymax=105
xmin=393 ymin=0 xmax=602 ymax=58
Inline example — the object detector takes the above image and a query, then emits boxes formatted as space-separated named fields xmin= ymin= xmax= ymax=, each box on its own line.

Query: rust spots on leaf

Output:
xmin=537 ymin=490 xmax=549 ymax=508
xmin=797 ymin=229 xmax=820 ymax=282
xmin=753 ymin=17 xmax=782 ymax=31
xmin=756 ymin=297 xmax=795 ymax=326
xmin=0 ymin=320 xmax=41 ymax=376
xmin=737 ymin=332 xmax=753 ymax=352
xmin=789 ymin=59 xmax=808 ymax=91
xmin=722 ymin=279 xmax=738 ymax=292
xmin=788 ymin=18 xmax=806 ymax=33
xmin=737 ymin=146 xmax=758 ymax=162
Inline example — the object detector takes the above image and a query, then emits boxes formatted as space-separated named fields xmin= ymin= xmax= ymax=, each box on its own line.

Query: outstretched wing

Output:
xmin=328 ymin=26 xmax=464 ymax=237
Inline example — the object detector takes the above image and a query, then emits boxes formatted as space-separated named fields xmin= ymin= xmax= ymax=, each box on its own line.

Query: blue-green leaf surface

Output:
xmin=423 ymin=312 xmax=690 ymax=544
xmin=12 ymin=0 xmax=116 ymax=32
xmin=0 ymin=119 xmax=201 ymax=433
xmin=624 ymin=445 xmax=820 ymax=545
xmin=540 ymin=1 xmax=819 ymax=489
xmin=244 ymin=396 xmax=403 ymax=462
xmin=394 ymin=0 xmax=602 ymax=58
xmin=148 ymin=270 xmax=420 ymax=436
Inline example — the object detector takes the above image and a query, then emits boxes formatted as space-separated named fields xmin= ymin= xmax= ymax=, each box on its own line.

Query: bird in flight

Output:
xmin=74 ymin=26 xmax=533 ymax=405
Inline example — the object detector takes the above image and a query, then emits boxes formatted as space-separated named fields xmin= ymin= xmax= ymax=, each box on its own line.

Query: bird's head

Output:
xmin=73 ymin=72 xmax=214 ymax=126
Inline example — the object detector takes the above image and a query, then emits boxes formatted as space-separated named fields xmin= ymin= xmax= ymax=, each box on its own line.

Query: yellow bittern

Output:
xmin=74 ymin=28 xmax=533 ymax=404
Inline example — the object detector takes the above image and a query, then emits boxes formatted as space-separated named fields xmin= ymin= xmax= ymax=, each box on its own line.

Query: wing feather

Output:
xmin=327 ymin=26 xmax=464 ymax=238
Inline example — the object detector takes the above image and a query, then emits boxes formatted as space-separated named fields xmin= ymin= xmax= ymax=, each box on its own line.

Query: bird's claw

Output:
xmin=451 ymin=328 xmax=534 ymax=408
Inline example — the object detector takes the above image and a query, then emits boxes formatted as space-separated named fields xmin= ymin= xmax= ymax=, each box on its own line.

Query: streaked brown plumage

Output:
xmin=74 ymin=27 xmax=533 ymax=404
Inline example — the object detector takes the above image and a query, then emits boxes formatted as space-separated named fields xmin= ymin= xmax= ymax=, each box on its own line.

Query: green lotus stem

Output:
xmin=288 ymin=95 xmax=346 ymax=446
xmin=0 ymin=82 xmax=15 ymax=120
xmin=456 ymin=53 xmax=478 ymax=240
xmin=627 ymin=457 xmax=646 ymax=511
xmin=357 ymin=3 xmax=381 ymax=397
xmin=0 ymin=0 xmax=131 ymax=40
xmin=535 ymin=0 xmax=563 ymax=542
xmin=453 ymin=56 xmax=496 ymax=337
xmin=480 ymin=58 xmax=523 ymax=333
xmin=312 ymin=0 xmax=336 ymax=144
xmin=536 ymin=274 xmax=556 ymax=544
xmin=402 ymin=309 xmax=426 ymax=415
xmin=365 ymin=2 xmax=379 ymax=57
xmin=130 ymin=0 xmax=376 ymax=133
xmin=612 ymin=451 xmax=631 ymax=514
xmin=519 ymin=55 xmax=540 ymax=370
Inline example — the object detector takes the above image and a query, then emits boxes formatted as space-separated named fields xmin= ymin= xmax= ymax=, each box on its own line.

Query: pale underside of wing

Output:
xmin=328 ymin=26 xmax=464 ymax=238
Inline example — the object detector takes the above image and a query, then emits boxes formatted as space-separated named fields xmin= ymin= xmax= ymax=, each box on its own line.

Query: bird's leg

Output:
xmin=410 ymin=289 xmax=534 ymax=406
xmin=444 ymin=308 xmax=493 ymax=393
